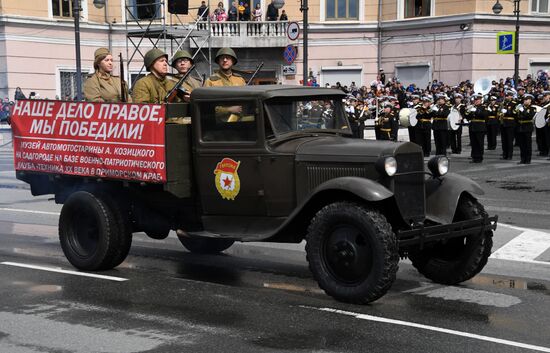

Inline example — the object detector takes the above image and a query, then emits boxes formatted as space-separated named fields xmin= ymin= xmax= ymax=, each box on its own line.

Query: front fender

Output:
xmin=425 ymin=173 xmax=484 ymax=224
xmin=310 ymin=176 xmax=394 ymax=202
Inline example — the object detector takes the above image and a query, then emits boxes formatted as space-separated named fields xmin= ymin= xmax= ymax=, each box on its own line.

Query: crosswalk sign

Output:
xmin=497 ymin=32 xmax=515 ymax=54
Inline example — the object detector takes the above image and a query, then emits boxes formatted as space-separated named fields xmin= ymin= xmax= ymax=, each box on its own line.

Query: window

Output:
xmin=200 ymin=101 xmax=258 ymax=142
xmin=405 ymin=0 xmax=431 ymax=18
xmin=326 ymin=0 xmax=358 ymax=20
xmin=60 ymin=71 xmax=88 ymax=100
xmin=52 ymin=0 xmax=73 ymax=18
xmin=127 ymin=0 xmax=162 ymax=21
xmin=532 ymin=0 xmax=549 ymax=13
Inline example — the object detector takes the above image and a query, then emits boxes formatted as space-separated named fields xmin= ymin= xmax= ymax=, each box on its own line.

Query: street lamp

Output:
xmin=300 ymin=0 xmax=308 ymax=87
xmin=73 ymin=0 xmax=83 ymax=101
xmin=493 ymin=0 xmax=521 ymax=88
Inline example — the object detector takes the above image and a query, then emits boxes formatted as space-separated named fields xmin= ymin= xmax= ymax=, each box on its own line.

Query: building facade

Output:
xmin=0 ymin=0 xmax=549 ymax=99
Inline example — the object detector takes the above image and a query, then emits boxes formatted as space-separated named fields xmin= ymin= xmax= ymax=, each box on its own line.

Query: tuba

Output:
xmin=473 ymin=77 xmax=492 ymax=96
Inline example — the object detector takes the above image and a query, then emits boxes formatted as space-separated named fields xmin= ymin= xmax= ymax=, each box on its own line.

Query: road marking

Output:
xmin=486 ymin=206 xmax=550 ymax=216
xmin=0 ymin=262 xmax=128 ymax=282
xmin=0 ymin=208 xmax=59 ymax=216
xmin=491 ymin=228 xmax=550 ymax=263
xmin=302 ymin=306 xmax=550 ymax=353
xmin=404 ymin=285 xmax=521 ymax=307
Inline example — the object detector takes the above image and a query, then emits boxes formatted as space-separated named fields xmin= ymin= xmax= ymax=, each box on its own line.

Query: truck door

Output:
xmin=194 ymin=99 xmax=267 ymax=216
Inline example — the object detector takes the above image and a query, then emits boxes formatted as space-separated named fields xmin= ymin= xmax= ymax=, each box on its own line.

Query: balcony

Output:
xmin=193 ymin=21 xmax=290 ymax=48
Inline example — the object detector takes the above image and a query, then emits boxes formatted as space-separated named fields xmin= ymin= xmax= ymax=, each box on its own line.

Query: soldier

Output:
xmin=83 ymin=48 xmax=130 ymax=102
xmin=170 ymin=50 xmax=202 ymax=93
xmin=132 ymin=48 xmax=176 ymax=103
xmin=486 ymin=95 xmax=499 ymax=150
xmin=415 ymin=96 xmax=433 ymax=157
xmin=407 ymin=94 xmax=421 ymax=144
xmin=498 ymin=90 xmax=517 ymax=160
xmin=205 ymin=47 xmax=246 ymax=87
xmin=431 ymin=94 xmax=450 ymax=156
xmin=449 ymin=93 xmax=465 ymax=154
xmin=377 ymin=102 xmax=393 ymax=140
xmin=464 ymin=94 xmax=487 ymax=163
xmin=515 ymin=94 xmax=537 ymax=164
xmin=514 ymin=86 xmax=526 ymax=146
xmin=388 ymin=96 xmax=400 ymax=140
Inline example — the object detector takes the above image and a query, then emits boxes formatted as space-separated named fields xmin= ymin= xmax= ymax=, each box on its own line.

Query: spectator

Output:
xmin=240 ymin=2 xmax=251 ymax=20
xmin=228 ymin=1 xmax=238 ymax=21
xmin=266 ymin=0 xmax=278 ymax=21
xmin=279 ymin=9 xmax=288 ymax=21
xmin=197 ymin=1 xmax=209 ymax=20
xmin=379 ymin=69 xmax=386 ymax=84
xmin=14 ymin=87 xmax=26 ymax=100
xmin=252 ymin=3 xmax=262 ymax=21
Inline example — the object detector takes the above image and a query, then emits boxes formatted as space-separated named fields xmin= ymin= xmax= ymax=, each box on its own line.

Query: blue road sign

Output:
xmin=283 ymin=45 xmax=297 ymax=65
xmin=497 ymin=32 xmax=515 ymax=54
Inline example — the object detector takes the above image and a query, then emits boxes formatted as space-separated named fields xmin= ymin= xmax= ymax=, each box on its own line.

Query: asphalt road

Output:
xmin=0 ymin=128 xmax=549 ymax=353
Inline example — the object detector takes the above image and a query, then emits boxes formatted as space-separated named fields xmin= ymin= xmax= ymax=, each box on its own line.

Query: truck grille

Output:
xmin=393 ymin=152 xmax=425 ymax=223
xmin=306 ymin=166 xmax=367 ymax=192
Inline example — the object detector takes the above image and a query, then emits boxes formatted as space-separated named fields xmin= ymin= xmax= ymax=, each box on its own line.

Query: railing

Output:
xmin=197 ymin=21 xmax=288 ymax=38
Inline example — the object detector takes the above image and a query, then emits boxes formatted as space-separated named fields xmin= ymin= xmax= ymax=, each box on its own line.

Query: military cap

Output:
xmin=144 ymin=48 xmax=168 ymax=71
xmin=94 ymin=47 xmax=110 ymax=60
xmin=523 ymin=93 xmax=534 ymax=100
xmin=411 ymin=94 xmax=420 ymax=99
xmin=422 ymin=96 xmax=433 ymax=102
xmin=542 ymin=91 xmax=550 ymax=96
xmin=171 ymin=50 xmax=194 ymax=67
xmin=505 ymin=90 xmax=516 ymax=96
xmin=489 ymin=95 xmax=498 ymax=101
xmin=454 ymin=93 xmax=464 ymax=99
xmin=517 ymin=86 xmax=525 ymax=91
xmin=472 ymin=93 xmax=483 ymax=100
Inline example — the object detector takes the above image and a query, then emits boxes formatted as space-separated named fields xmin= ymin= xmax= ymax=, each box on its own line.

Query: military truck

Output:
xmin=13 ymin=85 xmax=497 ymax=304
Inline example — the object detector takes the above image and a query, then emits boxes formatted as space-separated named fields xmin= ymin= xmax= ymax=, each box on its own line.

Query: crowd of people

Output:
xmin=197 ymin=0 xmax=288 ymax=22
xmin=342 ymin=70 xmax=550 ymax=164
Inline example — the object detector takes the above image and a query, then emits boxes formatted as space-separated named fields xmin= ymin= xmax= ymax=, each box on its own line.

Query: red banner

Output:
xmin=11 ymin=100 xmax=167 ymax=183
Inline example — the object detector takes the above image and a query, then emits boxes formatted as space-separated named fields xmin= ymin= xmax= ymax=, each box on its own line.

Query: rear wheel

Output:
xmin=306 ymin=202 xmax=399 ymax=304
xmin=177 ymin=236 xmax=235 ymax=254
xmin=409 ymin=195 xmax=493 ymax=284
xmin=59 ymin=191 xmax=130 ymax=271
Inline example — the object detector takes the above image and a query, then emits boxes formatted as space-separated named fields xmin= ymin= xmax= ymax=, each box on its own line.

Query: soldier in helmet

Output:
xmin=132 ymin=48 xmax=177 ymax=103
xmin=205 ymin=47 xmax=246 ymax=87
xmin=83 ymin=48 xmax=130 ymax=102
xmin=170 ymin=50 xmax=202 ymax=93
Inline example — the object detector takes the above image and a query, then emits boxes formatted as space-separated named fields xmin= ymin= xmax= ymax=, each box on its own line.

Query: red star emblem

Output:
xmin=223 ymin=176 xmax=232 ymax=187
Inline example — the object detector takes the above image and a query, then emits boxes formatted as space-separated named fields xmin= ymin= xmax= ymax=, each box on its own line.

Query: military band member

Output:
xmin=450 ymin=93 xmax=465 ymax=154
xmin=486 ymin=95 xmax=499 ymax=150
xmin=171 ymin=50 xmax=202 ymax=93
xmin=515 ymin=94 xmax=537 ymax=164
xmin=377 ymin=102 xmax=393 ymax=140
xmin=415 ymin=96 xmax=433 ymax=157
xmin=205 ymin=47 xmax=246 ymax=87
xmin=464 ymin=94 xmax=487 ymax=163
xmin=407 ymin=94 xmax=421 ymax=144
xmin=498 ymin=90 xmax=517 ymax=160
xmin=388 ymin=96 xmax=400 ymax=140
xmin=431 ymin=94 xmax=450 ymax=156
xmin=535 ymin=92 xmax=549 ymax=156
xmin=132 ymin=48 xmax=176 ymax=103
xmin=83 ymin=48 xmax=130 ymax=102
xmin=514 ymin=86 xmax=526 ymax=147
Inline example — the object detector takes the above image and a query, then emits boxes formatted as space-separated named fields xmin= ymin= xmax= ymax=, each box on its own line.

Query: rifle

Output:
xmin=119 ymin=53 xmax=127 ymax=103
xmin=246 ymin=62 xmax=264 ymax=85
xmin=164 ymin=65 xmax=196 ymax=103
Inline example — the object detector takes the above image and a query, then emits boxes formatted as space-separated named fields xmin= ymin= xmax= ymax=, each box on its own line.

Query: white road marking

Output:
xmin=486 ymin=206 xmax=550 ymax=216
xmin=302 ymin=306 xmax=550 ymax=353
xmin=0 ymin=262 xmax=128 ymax=282
xmin=0 ymin=208 xmax=59 ymax=216
xmin=491 ymin=229 xmax=550 ymax=262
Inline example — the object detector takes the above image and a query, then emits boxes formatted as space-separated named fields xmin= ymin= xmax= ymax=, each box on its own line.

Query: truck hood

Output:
xmin=279 ymin=135 xmax=420 ymax=162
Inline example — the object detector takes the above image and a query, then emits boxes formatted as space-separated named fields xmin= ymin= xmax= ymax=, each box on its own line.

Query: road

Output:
xmin=1 ymin=127 xmax=549 ymax=353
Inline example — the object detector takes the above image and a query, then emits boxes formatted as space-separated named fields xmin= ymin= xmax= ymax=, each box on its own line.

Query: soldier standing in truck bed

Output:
xmin=83 ymin=48 xmax=130 ymax=102
xmin=205 ymin=48 xmax=246 ymax=87
xmin=132 ymin=48 xmax=177 ymax=104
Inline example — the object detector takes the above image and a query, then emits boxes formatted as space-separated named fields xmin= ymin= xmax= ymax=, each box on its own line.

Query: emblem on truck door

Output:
xmin=214 ymin=158 xmax=241 ymax=200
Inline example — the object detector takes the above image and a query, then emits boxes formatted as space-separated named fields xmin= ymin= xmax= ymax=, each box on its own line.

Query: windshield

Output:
xmin=264 ymin=97 xmax=351 ymax=136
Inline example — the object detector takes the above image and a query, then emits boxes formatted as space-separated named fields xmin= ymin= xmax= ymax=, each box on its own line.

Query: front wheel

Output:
xmin=306 ymin=202 xmax=399 ymax=304
xmin=409 ymin=195 xmax=493 ymax=284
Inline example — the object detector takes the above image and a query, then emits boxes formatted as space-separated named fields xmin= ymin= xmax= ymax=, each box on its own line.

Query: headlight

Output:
xmin=428 ymin=156 xmax=449 ymax=177
xmin=376 ymin=156 xmax=397 ymax=177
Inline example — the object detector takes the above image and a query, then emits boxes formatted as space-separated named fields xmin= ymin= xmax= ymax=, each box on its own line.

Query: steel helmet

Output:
xmin=144 ymin=48 xmax=168 ymax=71
xmin=171 ymin=50 xmax=194 ymax=67
xmin=215 ymin=47 xmax=238 ymax=65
